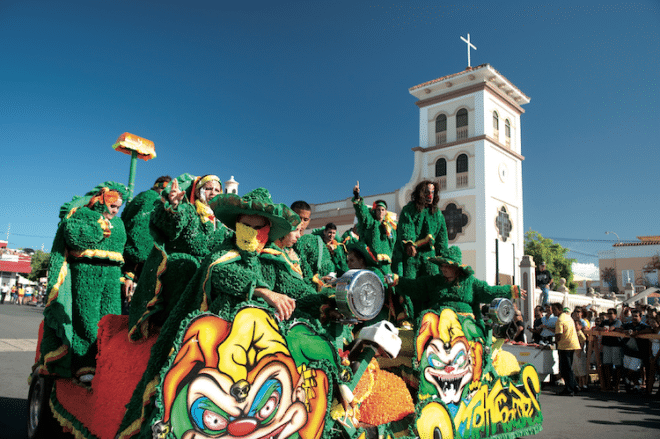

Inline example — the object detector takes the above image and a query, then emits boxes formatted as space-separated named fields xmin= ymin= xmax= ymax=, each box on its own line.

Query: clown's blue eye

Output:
xmin=452 ymin=350 xmax=468 ymax=368
xmin=429 ymin=353 xmax=446 ymax=369
xmin=191 ymin=397 xmax=230 ymax=435
xmin=248 ymin=379 xmax=282 ymax=424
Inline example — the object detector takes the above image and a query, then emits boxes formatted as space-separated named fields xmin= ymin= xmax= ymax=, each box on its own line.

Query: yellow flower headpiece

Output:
xmin=198 ymin=174 xmax=220 ymax=188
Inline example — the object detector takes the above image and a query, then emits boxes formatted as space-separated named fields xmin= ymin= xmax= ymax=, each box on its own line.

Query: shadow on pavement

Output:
xmin=0 ymin=396 xmax=26 ymax=439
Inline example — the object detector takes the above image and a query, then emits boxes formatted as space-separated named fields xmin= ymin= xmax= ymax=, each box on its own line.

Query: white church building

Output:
xmin=308 ymin=63 xmax=530 ymax=285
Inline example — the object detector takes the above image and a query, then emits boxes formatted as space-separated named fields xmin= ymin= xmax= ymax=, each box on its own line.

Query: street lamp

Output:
xmin=605 ymin=231 xmax=620 ymax=243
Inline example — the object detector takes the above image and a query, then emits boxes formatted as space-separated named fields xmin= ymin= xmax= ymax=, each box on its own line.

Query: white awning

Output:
xmin=17 ymin=275 xmax=37 ymax=285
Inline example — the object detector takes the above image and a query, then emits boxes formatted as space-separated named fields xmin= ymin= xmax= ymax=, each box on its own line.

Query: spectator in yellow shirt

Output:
xmin=552 ymin=302 xmax=580 ymax=396
xmin=17 ymin=285 xmax=25 ymax=305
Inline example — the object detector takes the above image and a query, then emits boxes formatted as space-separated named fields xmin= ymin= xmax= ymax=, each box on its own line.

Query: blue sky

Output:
xmin=1 ymin=0 xmax=658 ymax=268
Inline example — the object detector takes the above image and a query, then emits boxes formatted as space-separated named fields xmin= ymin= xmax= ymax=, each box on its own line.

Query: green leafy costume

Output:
xmin=296 ymin=228 xmax=348 ymax=290
xmin=352 ymin=196 xmax=397 ymax=275
xmin=340 ymin=227 xmax=360 ymax=246
xmin=199 ymin=188 xmax=330 ymax=321
xmin=392 ymin=200 xmax=448 ymax=279
xmin=118 ymin=188 xmax=333 ymax=438
xmin=395 ymin=246 xmax=518 ymax=327
xmin=35 ymin=182 xmax=127 ymax=378
xmin=128 ymin=174 xmax=231 ymax=341
xmin=121 ymin=188 xmax=162 ymax=279
xmin=201 ymin=244 xmax=330 ymax=322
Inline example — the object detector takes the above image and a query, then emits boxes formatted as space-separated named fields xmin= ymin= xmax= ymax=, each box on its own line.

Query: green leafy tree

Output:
xmin=27 ymin=250 xmax=50 ymax=282
xmin=524 ymin=230 xmax=577 ymax=293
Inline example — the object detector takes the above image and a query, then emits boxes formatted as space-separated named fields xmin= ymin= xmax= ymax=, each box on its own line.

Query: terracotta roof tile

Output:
xmin=613 ymin=241 xmax=660 ymax=247
xmin=638 ymin=235 xmax=660 ymax=242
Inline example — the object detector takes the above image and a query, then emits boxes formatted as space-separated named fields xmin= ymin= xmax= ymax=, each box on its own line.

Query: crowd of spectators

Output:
xmin=0 ymin=247 xmax=45 ymax=305
xmin=0 ymin=282 xmax=46 ymax=305
xmin=523 ymin=302 xmax=660 ymax=396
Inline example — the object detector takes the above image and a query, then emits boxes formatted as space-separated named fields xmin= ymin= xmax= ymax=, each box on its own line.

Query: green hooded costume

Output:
xmin=117 ymin=188 xmax=334 ymax=438
xmin=199 ymin=188 xmax=331 ymax=320
xmin=392 ymin=199 xmax=448 ymax=279
xmin=394 ymin=246 xmax=519 ymax=324
xmin=35 ymin=182 xmax=128 ymax=378
xmin=120 ymin=181 xmax=168 ymax=280
xmin=295 ymin=227 xmax=348 ymax=290
xmin=128 ymin=174 xmax=232 ymax=341
xmin=352 ymin=196 xmax=397 ymax=275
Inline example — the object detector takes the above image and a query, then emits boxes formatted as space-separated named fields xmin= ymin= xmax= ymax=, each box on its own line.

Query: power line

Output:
xmin=546 ymin=236 xmax=637 ymax=244
xmin=566 ymin=249 xmax=599 ymax=258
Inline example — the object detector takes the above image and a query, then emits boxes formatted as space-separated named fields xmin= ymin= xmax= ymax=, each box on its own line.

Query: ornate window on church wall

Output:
xmin=435 ymin=114 xmax=447 ymax=145
xmin=495 ymin=206 xmax=512 ymax=242
xmin=456 ymin=154 xmax=468 ymax=188
xmin=492 ymin=111 xmax=499 ymax=140
xmin=505 ymin=119 xmax=511 ymax=147
xmin=442 ymin=202 xmax=469 ymax=241
xmin=435 ymin=158 xmax=447 ymax=190
xmin=456 ymin=108 xmax=468 ymax=140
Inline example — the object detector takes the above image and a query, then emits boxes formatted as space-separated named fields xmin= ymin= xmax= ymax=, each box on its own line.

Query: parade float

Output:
xmin=27 ymin=136 xmax=542 ymax=437
xmin=28 ymin=268 xmax=542 ymax=439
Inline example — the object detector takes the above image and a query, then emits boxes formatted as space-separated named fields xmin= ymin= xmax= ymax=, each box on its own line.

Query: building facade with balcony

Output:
xmin=308 ymin=64 xmax=530 ymax=284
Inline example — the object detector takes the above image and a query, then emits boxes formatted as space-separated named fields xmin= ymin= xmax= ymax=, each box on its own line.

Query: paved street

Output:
xmin=0 ymin=302 xmax=43 ymax=439
xmin=1 ymin=302 xmax=659 ymax=438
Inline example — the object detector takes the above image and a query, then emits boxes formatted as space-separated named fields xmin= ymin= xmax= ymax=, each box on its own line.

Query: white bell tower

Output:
xmin=224 ymin=176 xmax=239 ymax=194
xmin=401 ymin=63 xmax=530 ymax=284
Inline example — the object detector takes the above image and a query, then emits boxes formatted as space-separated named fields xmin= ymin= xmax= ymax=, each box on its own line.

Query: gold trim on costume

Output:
xmin=117 ymin=377 xmax=159 ymax=439
xmin=262 ymin=248 xmax=303 ymax=277
xmin=201 ymin=250 xmax=240 ymax=310
xmin=46 ymin=254 xmax=69 ymax=307
xmin=69 ymin=249 xmax=124 ymax=263
xmin=97 ymin=216 xmax=112 ymax=238
xmin=43 ymin=345 xmax=69 ymax=369
xmin=50 ymin=398 xmax=87 ymax=439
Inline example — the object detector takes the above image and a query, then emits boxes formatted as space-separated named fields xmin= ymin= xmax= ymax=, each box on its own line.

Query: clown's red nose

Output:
xmin=445 ymin=366 xmax=454 ymax=373
xmin=227 ymin=419 xmax=258 ymax=437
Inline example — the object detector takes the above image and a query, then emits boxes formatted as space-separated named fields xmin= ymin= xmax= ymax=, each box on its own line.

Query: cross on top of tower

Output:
xmin=460 ymin=33 xmax=477 ymax=68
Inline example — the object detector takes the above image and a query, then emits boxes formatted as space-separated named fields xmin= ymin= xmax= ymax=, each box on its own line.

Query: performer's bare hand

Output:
xmin=168 ymin=179 xmax=184 ymax=208
xmin=254 ymin=288 xmax=296 ymax=320
xmin=405 ymin=242 xmax=417 ymax=257
xmin=353 ymin=181 xmax=360 ymax=198
xmin=123 ymin=279 xmax=136 ymax=303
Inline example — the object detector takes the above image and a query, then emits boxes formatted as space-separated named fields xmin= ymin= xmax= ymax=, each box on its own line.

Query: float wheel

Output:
xmin=27 ymin=372 xmax=62 ymax=439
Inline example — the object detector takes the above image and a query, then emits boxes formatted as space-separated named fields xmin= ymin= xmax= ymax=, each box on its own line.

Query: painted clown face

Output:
xmin=423 ymin=337 xmax=473 ymax=404
xmin=424 ymin=184 xmax=435 ymax=205
xmin=174 ymin=362 xmax=307 ymax=439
